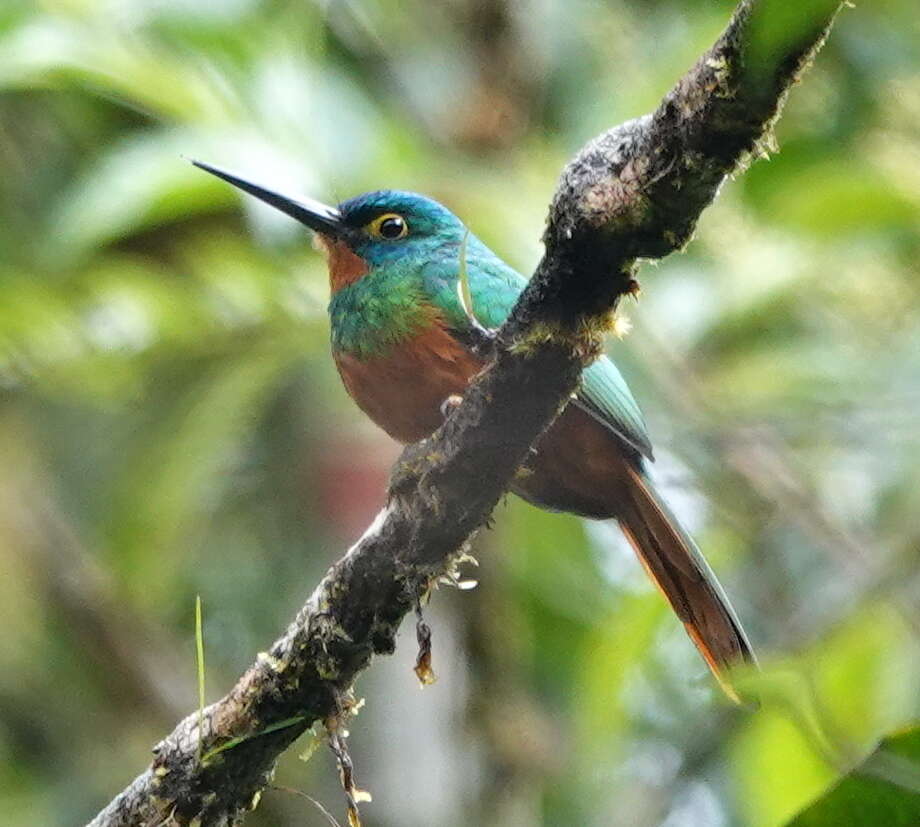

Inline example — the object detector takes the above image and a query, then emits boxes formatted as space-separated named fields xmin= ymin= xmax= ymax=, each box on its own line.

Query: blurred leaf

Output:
xmin=46 ymin=128 xmax=329 ymax=261
xmin=574 ymin=591 xmax=664 ymax=758
xmin=0 ymin=17 xmax=233 ymax=121
xmin=786 ymin=726 xmax=920 ymax=827
xmin=812 ymin=605 xmax=920 ymax=748
xmin=732 ymin=705 xmax=837 ymax=827
xmin=106 ymin=339 xmax=298 ymax=606
xmin=751 ymin=157 xmax=920 ymax=238
xmin=748 ymin=0 xmax=844 ymax=80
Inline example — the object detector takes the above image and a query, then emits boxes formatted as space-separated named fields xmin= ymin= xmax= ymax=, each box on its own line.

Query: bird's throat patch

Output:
xmin=315 ymin=235 xmax=369 ymax=291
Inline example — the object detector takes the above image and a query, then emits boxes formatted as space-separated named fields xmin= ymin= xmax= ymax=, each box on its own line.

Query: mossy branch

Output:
xmin=89 ymin=2 xmax=843 ymax=824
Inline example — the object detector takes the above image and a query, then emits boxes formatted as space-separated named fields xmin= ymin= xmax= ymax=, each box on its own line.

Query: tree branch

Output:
xmin=90 ymin=1 xmax=844 ymax=824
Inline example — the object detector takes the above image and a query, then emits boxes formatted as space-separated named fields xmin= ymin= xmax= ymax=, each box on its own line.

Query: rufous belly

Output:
xmin=333 ymin=323 xmax=484 ymax=444
xmin=334 ymin=325 xmax=631 ymax=520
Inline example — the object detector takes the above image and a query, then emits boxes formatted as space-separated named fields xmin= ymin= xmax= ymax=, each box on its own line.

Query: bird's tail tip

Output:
xmin=619 ymin=465 xmax=758 ymax=705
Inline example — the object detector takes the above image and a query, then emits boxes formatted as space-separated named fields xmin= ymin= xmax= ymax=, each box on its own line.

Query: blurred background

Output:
xmin=1 ymin=0 xmax=919 ymax=824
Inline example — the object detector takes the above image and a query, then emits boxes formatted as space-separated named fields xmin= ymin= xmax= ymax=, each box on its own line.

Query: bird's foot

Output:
xmin=440 ymin=394 xmax=464 ymax=419
xmin=462 ymin=320 xmax=498 ymax=358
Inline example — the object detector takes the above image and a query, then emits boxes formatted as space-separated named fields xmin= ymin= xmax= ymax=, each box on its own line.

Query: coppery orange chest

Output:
xmin=333 ymin=323 xmax=483 ymax=444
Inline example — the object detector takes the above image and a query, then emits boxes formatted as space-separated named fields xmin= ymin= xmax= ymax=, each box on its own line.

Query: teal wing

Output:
xmin=577 ymin=358 xmax=653 ymax=459
xmin=421 ymin=239 xmax=653 ymax=460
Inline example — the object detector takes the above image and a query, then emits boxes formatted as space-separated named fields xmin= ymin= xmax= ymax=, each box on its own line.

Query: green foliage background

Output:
xmin=0 ymin=0 xmax=918 ymax=824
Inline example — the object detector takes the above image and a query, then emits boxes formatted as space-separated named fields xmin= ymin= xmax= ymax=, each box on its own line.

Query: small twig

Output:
xmin=326 ymin=719 xmax=370 ymax=827
xmin=270 ymin=785 xmax=343 ymax=827
xmin=195 ymin=595 xmax=205 ymax=763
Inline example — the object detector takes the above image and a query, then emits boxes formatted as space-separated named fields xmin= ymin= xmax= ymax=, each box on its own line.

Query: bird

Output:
xmin=192 ymin=160 xmax=756 ymax=702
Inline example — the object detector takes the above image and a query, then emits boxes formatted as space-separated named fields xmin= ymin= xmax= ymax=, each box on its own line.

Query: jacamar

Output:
xmin=193 ymin=161 xmax=756 ymax=700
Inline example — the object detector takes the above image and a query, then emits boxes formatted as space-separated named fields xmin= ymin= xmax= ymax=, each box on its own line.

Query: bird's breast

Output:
xmin=333 ymin=323 xmax=484 ymax=444
xmin=332 ymin=300 xmax=637 ymax=522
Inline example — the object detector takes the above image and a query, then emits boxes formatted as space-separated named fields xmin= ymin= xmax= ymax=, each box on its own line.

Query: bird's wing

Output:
xmin=421 ymin=243 xmax=653 ymax=460
xmin=419 ymin=242 xmax=524 ymax=330
xmin=577 ymin=358 xmax=653 ymax=460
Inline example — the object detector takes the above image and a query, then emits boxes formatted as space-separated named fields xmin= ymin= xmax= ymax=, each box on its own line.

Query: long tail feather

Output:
xmin=617 ymin=465 xmax=756 ymax=702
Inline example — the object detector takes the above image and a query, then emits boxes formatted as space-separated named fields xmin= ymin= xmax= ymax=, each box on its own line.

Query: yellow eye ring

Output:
xmin=367 ymin=213 xmax=408 ymax=240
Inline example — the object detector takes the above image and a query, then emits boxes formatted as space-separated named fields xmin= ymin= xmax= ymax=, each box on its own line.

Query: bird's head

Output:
xmin=193 ymin=161 xmax=467 ymax=290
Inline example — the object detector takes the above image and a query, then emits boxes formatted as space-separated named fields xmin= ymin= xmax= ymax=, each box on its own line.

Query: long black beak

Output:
xmin=191 ymin=159 xmax=344 ymax=237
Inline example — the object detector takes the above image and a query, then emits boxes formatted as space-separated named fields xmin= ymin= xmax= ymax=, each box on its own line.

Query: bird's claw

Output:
xmin=468 ymin=323 xmax=498 ymax=357
xmin=440 ymin=395 xmax=463 ymax=418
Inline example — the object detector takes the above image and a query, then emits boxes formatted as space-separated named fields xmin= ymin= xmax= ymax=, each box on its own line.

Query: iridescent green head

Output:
xmin=191 ymin=161 xmax=469 ymax=274
xmin=191 ymin=161 xmax=492 ymax=356
xmin=333 ymin=190 xmax=466 ymax=267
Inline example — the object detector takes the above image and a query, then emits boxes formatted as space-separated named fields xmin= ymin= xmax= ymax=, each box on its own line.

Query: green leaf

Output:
xmin=45 ymin=129 xmax=321 ymax=261
xmin=785 ymin=726 xmax=920 ymax=826
xmin=731 ymin=673 xmax=837 ymax=827
xmin=0 ymin=17 xmax=233 ymax=121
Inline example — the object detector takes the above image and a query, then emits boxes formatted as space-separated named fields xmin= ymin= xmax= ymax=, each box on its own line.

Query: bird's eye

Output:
xmin=368 ymin=213 xmax=408 ymax=240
